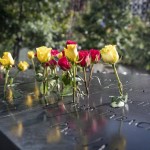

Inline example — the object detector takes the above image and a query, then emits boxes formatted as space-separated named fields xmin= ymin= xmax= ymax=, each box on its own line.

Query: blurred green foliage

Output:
xmin=75 ymin=0 xmax=150 ymax=70
xmin=0 ymin=0 xmax=71 ymax=57
xmin=0 ymin=0 xmax=149 ymax=70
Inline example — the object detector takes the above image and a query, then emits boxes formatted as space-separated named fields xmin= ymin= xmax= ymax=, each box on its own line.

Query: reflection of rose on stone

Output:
xmin=67 ymin=111 xmax=107 ymax=137
xmin=108 ymin=134 xmax=126 ymax=150
xmin=34 ymin=82 xmax=40 ymax=99
xmin=82 ymin=114 xmax=107 ymax=136
xmin=6 ymin=87 xmax=13 ymax=104
xmin=91 ymin=118 xmax=98 ymax=133
xmin=108 ymin=120 xmax=126 ymax=150
xmin=87 ymin=117 xmax=107 ymax=136
xmin=82 ymin=111 xmax=89 ymax=121
xmin=25 ymin=94 xmax=33 ymax=108
xmin=68 ymin=120 xmax=77 ymax=130
xmin=45 ymin=103 xmax=67 ymax=122
xmin=11 ymin=121 xmax=23 ymax=138
xmin=47 ymin=126 xmax=61 ymax=143
xmin=58 ymin=102 xmax=66 ymax=113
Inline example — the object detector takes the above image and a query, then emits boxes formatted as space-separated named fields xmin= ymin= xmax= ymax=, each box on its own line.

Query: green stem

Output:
xmin=13 ymin=70 xmax=20 ymax=79
xmin=112 ymin=64 xmax=123 ymax=96
xmin=46 ymin=67 xmax=49 ymax=91
xmin=31 ymin=59 xmax=36 ymax=75
xmin=54 ymin=68 xmax=59 ymax=92
xmin=68 ymin=70 xmax=72 ymax=78
xmin=83 ymin=67 xmax=89 ymax=95
xmin=73 ymin=63 xmax=76 ymax=103
xmin=9 ymin=70 xmax=20 ymax=86
xmin=43 ymin=67 xmax=48 ymax=95
xmin=4 ymin=69 xmax=9 ymax=99
xmin=119 ymin=120 xmax=123 ymax=135
xmin=88 ymin=64 xmax=94 ymax=87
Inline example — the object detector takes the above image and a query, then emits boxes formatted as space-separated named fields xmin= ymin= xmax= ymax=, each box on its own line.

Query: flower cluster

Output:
xmin=0 ymin=52 xmax=29 ymax=99
xmin=0 ymin=40 xmax=126 ymax=107
xmin=27 ymin=41 xmax=126 ymax=106
xmin=27 ymin=40 xmax=102 ymax=103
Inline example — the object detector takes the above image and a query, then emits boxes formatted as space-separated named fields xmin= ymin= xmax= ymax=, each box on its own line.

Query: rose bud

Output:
xmin=64 ymin=40 xmax=78 ymax=62
xmin=100 ymin=45 xmax=119 ymax=64
xmin=45 ymin=59 xmax=57 ymax=69
xmin=66 ymin=40 xmax=77 ymax=45
xmin=27 ymin=51 xmax=35 ymax=59
xmin=18 ymin=61 xmax=29 ymax=71
xmin=90 ymin=49 xmax=101 ymax=63
xmin=58 ymin=56 xmax=71 ymax=71
xmin=78 ymin=50 xmax=90 ymax=67
xmin=51 ymin=49 xmax=59 ymax=56
xmin=36 ymin=46 xmax=52 ymax=63
xmin=0 ymin=52 xmax=15 ymax=67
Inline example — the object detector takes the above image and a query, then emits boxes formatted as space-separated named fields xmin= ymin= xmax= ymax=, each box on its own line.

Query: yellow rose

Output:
xmin=101 ymin=45 xmax=119 ymax=64
xmin=47 ymin=126 xmax=61 ymax=143
xmin=64 ymin=44 xmax=78 ymax=62
xmin=6 ymin=88 xmax=13 ymax=103
xmin=28 ymin=51 xmax=35 ymax=59
xmin=25 ymin=94 xmax=33 ymax=108
xmin=0 ymin=52 xmax=14 ymax=67
xmin=36 ymin=46 xmax=51 ymax=63
xmin=11 ymin=121 xmax=23 ymax=138
xmin=18 ymin=61 xmax=29 ymax=71
xmin=57 ymin=52 xmax=63 ymax=59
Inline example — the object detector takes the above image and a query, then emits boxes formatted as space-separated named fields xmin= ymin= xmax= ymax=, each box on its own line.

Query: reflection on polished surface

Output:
xmin=25 ymin=94 xmax=33 ymax=108
xmin=11 ymin=121 xmax=23 ymax=138
xmin=0 ymin=72 xmax=150 ymax=149
xmin=47 ymin=126 xmax=61 ymax=143
xmin=108 ymin=121 xmax=126 ymax=150
xmin=34 ymin=82 xmax=40 ymax=100
xmin=6 ymin=87 xmax=14 ymax=104
xmin=108 ymin=134 xmax=126 ymax=150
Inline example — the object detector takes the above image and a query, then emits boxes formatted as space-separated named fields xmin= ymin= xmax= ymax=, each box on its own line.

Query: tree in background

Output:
xmin=75 ymin=0 xmax=134 ymax=48
xmin=75 ymin=0 xmax=150 ymax=70
xmin=0 ymin=0 xmax=149 ymax=70
xmin=0 ymin=0 xmax=71 ymax=58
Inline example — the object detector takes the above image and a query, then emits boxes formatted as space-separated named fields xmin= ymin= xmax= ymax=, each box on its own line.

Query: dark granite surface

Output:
xmin=0 ymin=71 xmax=150 ymax=150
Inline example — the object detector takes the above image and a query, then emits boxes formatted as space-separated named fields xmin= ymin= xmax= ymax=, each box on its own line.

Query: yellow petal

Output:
xmin=28 ymin=51 xmax=35 ymax=59
xmin=36 ymin=46 xmax=52 ymax=63
xmin=101 ymin=45 xmax=119 ymax=64
xmin=64 ymin=44 xmax=78 ymax=62
xmin=18 ymin=61 xmax=29 ymax=71
xmin=0 ymin=52 xmax=14 ymax=67
xmin=3 ymin=52 xmax=15 ymax=65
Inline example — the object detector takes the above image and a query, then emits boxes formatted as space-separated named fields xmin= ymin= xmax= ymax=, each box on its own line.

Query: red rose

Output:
xmin=90 ymin=49 xmax=101 ymax=63
xmin=58 ymin=56 xmax=71 ymax=71
xmin=51 ymin=49 xmax=59 ymax=56
xmin=44 ymin=50 xmax=59 ymax=69
xmin=78 ymin=50 xmax=90 ymax=67
xmin=62 ymin=50 xmax=65 ymax=56
xmin=45 ymin=59 xmax=57 ymax=69
xmin=66 ymin=40 xmax=77 ymax=45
